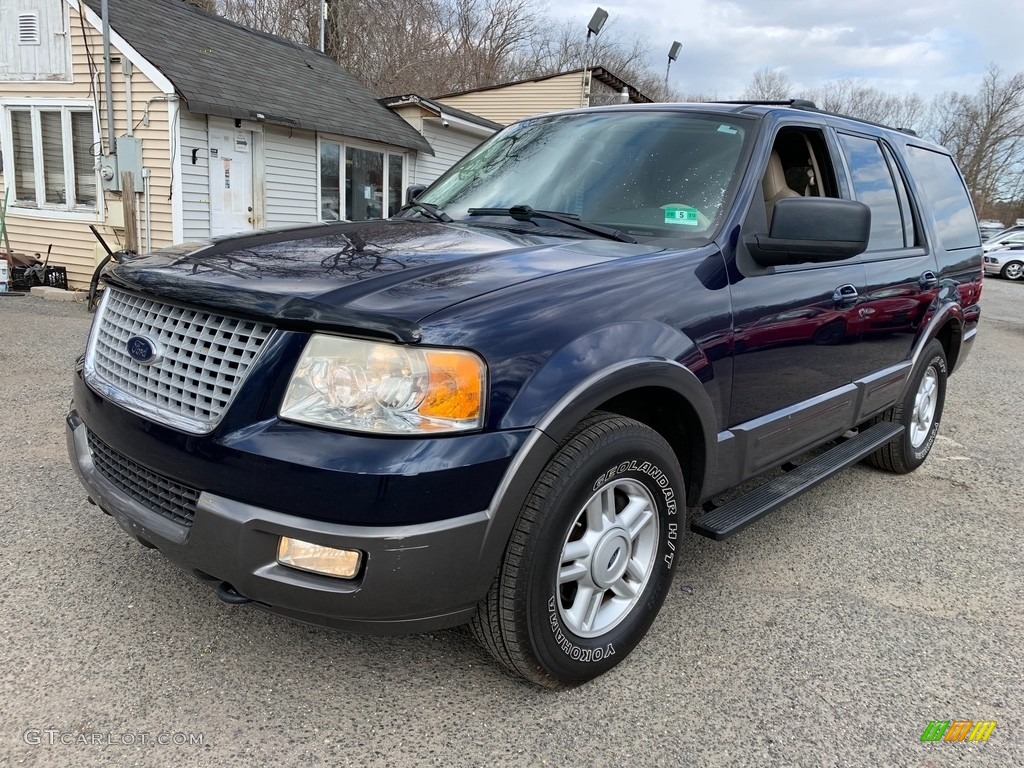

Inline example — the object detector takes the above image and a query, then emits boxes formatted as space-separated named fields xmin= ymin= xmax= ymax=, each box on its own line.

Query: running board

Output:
xmin=692 ymin=421 xmax=904 ymax=540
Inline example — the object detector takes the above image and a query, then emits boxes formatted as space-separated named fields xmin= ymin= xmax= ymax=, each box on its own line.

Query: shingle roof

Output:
xmin=82 ymin=0 xmax=431 ymax=154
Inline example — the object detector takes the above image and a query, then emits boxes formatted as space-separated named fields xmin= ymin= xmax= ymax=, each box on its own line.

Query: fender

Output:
xmin=500 ymin=320 xmax=721 ymax=438
xmin=471 ymin=349 xmax=721 ymax=601
xmin=902 ymin=299 xmax=964 ymax=398
xmin=500 ymin=321 xmax=721 ymax=500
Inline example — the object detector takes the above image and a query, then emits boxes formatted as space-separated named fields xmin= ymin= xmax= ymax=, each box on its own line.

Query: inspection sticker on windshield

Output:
xmin=663 ymin=205 xmax=700 ymax=226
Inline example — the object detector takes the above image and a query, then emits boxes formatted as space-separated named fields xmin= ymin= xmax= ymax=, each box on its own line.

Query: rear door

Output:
xmin=832 ymin=130 xmax=940 ymax=381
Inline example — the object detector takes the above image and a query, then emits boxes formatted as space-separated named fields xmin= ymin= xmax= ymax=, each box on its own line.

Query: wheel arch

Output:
xmin=909 ymin=301 xmax=964 ymax=388
xmin=534 ymin=361 xmax=717 ymax=508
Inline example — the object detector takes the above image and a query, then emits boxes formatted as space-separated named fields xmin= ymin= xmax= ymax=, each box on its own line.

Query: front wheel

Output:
xmin=1000 ymin=260 xmax=1023 ymax=280
xmin=471 ymin=413 xmax=684 ymax=687
xmin=865 ymin=339 xmax=947 ymax=473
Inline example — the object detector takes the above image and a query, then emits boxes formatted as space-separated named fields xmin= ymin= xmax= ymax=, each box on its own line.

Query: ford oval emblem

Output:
xmin=126 ymin=335 xmax=161 ymax=365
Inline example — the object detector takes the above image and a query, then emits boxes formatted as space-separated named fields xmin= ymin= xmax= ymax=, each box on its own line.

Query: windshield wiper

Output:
xmin=398 ymin=200 xmax=453 ymax=223
xmin=467 ymin=205 xmax=637 ymax=243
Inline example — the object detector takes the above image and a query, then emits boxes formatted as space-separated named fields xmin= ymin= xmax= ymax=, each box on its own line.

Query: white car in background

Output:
xmin=982 ymin=227 xmax=1024 ymax=253
xmin=983 ymin=244 xmax=1024 ymax=280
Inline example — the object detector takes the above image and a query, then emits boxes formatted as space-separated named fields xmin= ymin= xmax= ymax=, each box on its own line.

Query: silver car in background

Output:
xmin=983 ymin=243 xmax=1024 ymax=280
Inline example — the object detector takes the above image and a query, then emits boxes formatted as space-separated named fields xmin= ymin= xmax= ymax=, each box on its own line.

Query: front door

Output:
xmin=208 ymin=117 xmax=255 ymax=236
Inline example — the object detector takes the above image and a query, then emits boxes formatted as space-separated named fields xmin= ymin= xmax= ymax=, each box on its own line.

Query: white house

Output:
xmin=0 ymin=0 xmax=432 ymax=287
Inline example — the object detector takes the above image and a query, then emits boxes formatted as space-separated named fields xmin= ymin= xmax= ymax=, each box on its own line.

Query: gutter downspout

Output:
xmin=142 ymin=167 xmax=152 ymax=253
xmin=123 ymin=58 xmax=133 ymax=136
xmin=102 ymin=0 xmax=116 ymax=154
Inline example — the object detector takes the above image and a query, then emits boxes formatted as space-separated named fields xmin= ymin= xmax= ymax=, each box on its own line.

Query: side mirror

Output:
xmin=746 ymin=197 xmax=871 ymax=267
xmin=405 ymin=184 xmax=427 ymax=203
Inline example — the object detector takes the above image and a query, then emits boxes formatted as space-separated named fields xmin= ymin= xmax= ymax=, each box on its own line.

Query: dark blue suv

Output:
xmin=68 ymin=103 xmax=983 ymax=687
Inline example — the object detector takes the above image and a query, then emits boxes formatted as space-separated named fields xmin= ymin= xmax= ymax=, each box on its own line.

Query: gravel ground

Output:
xmin=0 ymin=281 xmax=1021 ymax=768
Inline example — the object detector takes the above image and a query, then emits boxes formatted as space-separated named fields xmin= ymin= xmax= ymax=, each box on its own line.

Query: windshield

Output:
xmin=418 ymin=110 xmax=752 ymax=240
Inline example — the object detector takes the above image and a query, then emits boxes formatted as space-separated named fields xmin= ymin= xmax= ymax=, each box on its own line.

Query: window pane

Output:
xmin=40 ymin=110 xmax=66 ymax=204
xmin=882 ymin=144 xmax=916 ymax=247
xmin=10 ymin=110 xmax=36 ymax=203
xmin=320 ymin=142 xmax=340 ymax=220
xmin=903 ymin=146 xmax=981 ymax=250
xmin=71 ymin=111 xmax=96 ymax=206
xmin=422 ymin=112 xmax=751 ymax=238
xmin=388 ymin=154 xmax=403 ymax=217
xmin=838 ymin=133 xmax=904 ymax=251
xmin=345 ymin=147 xmax=383 ymax=221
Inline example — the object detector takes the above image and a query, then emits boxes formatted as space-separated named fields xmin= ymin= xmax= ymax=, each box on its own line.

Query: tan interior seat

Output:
xmin=762 ymin=150 xmax=801 ymax=226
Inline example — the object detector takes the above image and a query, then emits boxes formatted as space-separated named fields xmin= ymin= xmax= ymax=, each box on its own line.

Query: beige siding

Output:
xmin=437 ymin=73 xmax=587 ymax=125
xmin=0 ymin=1 xmax=172 ymax=288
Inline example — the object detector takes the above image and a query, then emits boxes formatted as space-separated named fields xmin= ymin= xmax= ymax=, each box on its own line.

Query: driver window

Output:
xmin=762 ymin=127 xmax=839 ymax=226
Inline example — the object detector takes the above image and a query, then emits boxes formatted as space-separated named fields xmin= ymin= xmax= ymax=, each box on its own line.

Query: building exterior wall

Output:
xmin=179 ymin=109 xmax=209 ymax=242
xmin=416 ymin=120 xmax=486 ymax=188
xmin=0 ymin=0 xmax=173 ymax=288
xmin=436 ymin=73 xmax=586 ymax=126
xmin=264 ymin=125 xmax=318 ymax=228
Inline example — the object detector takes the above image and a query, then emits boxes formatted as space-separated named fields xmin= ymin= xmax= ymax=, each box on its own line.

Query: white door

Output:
xmin=208 ymin=117 xmax=255 ymax=236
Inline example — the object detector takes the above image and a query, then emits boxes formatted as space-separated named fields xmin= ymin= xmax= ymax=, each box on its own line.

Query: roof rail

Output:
xmin=716 ymin=99 xmax=819 ymax=109
xmin=718 ymin=99 xmax=920 ymax=136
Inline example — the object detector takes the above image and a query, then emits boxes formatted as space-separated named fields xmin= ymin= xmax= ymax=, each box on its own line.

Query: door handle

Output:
xmin=919 ymin=271 xmax=938 ymax=289
xmin=832 ymin=284 xmax=859 ymax=307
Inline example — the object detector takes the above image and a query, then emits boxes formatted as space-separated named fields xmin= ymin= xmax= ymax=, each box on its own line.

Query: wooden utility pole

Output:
xmin=121 ymin=172 xmax=138 ymax=253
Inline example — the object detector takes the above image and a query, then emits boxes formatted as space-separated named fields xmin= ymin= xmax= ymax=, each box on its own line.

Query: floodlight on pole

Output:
xmin=581 ymin=7 xmax=608 ymax=107
xmin=664 ymin=41 xmax=682 ymax=100
xmin=587 ymin=8 xmax=608 ymax=37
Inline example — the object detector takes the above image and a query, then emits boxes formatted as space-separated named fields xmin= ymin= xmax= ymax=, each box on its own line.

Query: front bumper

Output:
xmin=67 ymin=410 xmax=548 ymax=634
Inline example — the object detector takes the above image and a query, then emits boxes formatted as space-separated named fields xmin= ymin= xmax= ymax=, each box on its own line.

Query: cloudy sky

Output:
xmin=551 ymin=0 xmax=1024 ymax=99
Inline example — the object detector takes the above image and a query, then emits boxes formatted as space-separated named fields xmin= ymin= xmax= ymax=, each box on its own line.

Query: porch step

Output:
xmin=691 ymin=421 xmax=904 ymax=540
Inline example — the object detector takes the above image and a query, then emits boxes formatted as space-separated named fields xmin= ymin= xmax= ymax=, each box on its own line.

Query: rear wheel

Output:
xmin=866 ymin=339 xmax=947 ymax=474
xmin=471 ymin=413 xmax=684 ymax=687
xmin=1000 ymin=260 xmax=1023 ymax=280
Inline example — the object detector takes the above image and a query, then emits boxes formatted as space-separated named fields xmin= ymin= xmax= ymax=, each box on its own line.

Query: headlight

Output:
xmin=280 ymin=334 xmax=486 ymax=434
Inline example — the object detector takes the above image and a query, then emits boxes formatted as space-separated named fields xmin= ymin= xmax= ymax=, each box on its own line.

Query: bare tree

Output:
xmin=925 ymin=66 xmax=1024 ymax=217
xmin=213 ymin=0 xmax=677 ymax=100
xmin=218 ymin=0 xmax=316 ymax=43
xmin=743 ymin=68 xmax=791 ymax=101
xmin=799 ymin=79 xmax=925 ymax=130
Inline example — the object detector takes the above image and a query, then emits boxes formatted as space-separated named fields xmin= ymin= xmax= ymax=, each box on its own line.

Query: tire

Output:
xmin=1000 ymin=261 xmax=1023 ymax=280
xmin=471 ymin=413 xmax=684 ymax=688
xmin=866 ymin=339 xmax=947 ymax=473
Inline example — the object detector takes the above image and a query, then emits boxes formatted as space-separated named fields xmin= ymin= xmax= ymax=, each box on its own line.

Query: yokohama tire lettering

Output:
xmin=547 ymin=596 xmax=616 ymax=662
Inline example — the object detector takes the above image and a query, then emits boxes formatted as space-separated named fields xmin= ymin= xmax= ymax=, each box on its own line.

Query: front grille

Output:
xmin=87 ymin=430 xmax=199 ymax=528
xmin=86 ymin=288 xmax=274 ymax=433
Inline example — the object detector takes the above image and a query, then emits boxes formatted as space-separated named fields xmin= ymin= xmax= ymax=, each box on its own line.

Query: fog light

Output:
xmin=277 ymin=537 xmax=362 ymax=579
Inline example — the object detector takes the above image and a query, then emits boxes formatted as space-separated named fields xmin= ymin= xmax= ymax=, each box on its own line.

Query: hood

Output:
xmin=106 ymin=220 xmax=664 ymax=342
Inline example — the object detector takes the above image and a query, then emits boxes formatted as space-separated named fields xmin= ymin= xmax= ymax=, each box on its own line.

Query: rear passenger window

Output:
xmin=837 ymin=133 xmax=905 ymax=251
xmin=903 ymin=146 xmax=982 ymax=250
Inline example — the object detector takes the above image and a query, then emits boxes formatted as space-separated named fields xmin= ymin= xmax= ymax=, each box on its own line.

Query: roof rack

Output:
xmin=717 ymin=99 xmax=919 ymax=136
xmin=716 ymin=99 xmax=819 ymax=109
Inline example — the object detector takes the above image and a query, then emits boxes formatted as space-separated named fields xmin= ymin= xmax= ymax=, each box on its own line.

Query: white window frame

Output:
xmin=0 ymin=99 xmax=100 ymax=221
xmin=316 ymin=134 xmax=408 ymax=222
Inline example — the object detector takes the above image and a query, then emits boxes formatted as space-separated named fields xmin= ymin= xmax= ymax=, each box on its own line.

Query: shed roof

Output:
xmin=433 ymin=67 xmax=653 ymax=105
